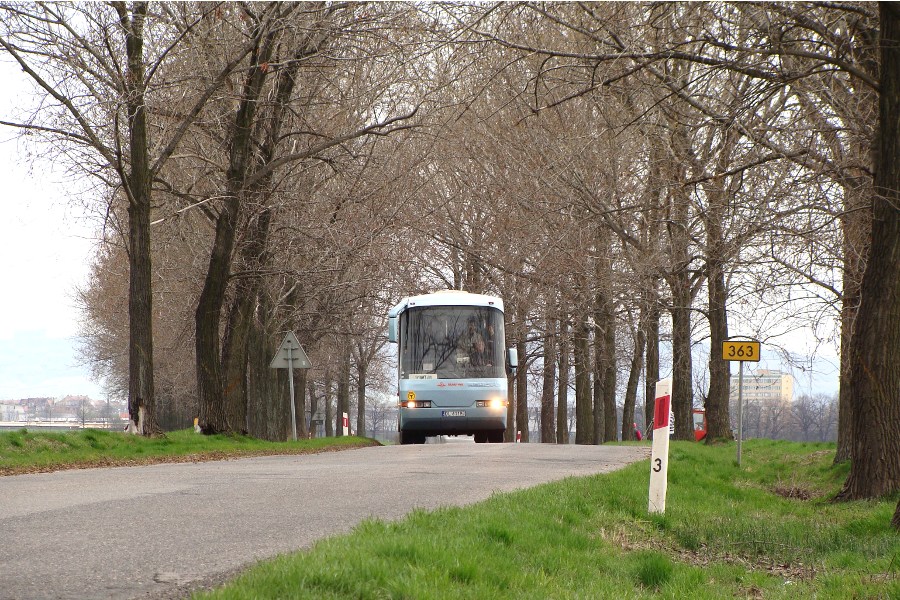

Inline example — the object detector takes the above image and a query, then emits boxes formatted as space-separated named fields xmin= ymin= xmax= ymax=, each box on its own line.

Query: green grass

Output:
xmin=0 ymin=428 xmax=376 ymax=475
xmin=194 ymin=440 xmax=900 ymax=599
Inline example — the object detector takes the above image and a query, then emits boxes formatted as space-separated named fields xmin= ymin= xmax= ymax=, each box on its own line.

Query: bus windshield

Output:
xmin=399 ymin=306 xmax=505 ymax=379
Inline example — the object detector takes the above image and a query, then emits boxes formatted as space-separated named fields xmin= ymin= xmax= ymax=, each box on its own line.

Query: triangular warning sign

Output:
xmin=269 ymin=332 xmax=312 ymax=369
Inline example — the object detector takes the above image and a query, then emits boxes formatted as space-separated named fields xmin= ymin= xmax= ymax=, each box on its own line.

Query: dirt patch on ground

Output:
xmin=799 ymin=449 xmax=834 ymax=464
xmin=600 ymin=525 xmax=818 ymax=582
xmin=772 ymin=484 xmax=813 ymax=500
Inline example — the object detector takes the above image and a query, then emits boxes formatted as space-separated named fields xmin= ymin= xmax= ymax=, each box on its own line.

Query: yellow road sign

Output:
xmin=722 ymin=341 xmax=760 ymax=361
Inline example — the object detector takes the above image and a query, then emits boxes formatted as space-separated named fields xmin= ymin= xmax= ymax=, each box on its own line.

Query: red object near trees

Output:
xmin=693 ymin=409 xmax=707 ymax=441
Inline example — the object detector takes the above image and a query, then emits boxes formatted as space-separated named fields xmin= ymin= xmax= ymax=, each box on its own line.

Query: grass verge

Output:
xmin=195 ymin=439 xmax=900 ymax=599
xmin=0 ymin=428 xmax=378 ymax=476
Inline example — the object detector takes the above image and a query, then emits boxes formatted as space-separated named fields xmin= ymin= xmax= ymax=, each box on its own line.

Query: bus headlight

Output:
xmin=404 ymin=401 xmax=431 ymax=408
xmin=477 ymin=398 xmax=507 ymax=409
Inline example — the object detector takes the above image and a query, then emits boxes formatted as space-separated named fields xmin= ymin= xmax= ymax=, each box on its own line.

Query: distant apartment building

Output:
xmin=730 ymin=368 xmax=794 ymax=405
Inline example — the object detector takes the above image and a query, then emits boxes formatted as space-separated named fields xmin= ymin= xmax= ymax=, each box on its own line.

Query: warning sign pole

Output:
xmin=269 ymin=332 xmax=312 ymax=442
xmin=649 ymin=378 xmax=672 ymax=514
xmin=287 ymin=346 xmax=297 ymax=441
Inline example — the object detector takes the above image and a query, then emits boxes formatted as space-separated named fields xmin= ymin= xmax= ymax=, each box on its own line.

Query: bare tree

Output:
xmin=792 ymin=394 xmax=819 ymax=441
xmin=539 ymin=309 xmax=556 ymax=443
xmin=0 ymin=2 xmax=260 ymax=434
xmin=839 ymin=2 xmax=900 ymax=503
xmin=186 ymin=3 xmax=420 ymax=434
xmin=621 ymin=306 xmax=645 ymax=441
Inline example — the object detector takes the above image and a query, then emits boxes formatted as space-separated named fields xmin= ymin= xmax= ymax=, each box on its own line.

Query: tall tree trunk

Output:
xmin=118 ymin=2 xmax=158 ymax=435
xmin=592 ymin=293 xmax=617 ymax=444
xmin=219 ymin=11 xmax=334 ymax=438
xmin=835 ymin=306 xmax=855 ymax=463
xmin=515 ymin=334 xmax=529 ymax=442
xmin=836 ymin=182 xmax=870 ymax=462
xmin=196 ymin=23 xmax=274 ymax=434
xmin=357 ymin=358 xmax=367 ymax=437
xmin=705 ymin=251 xmax=732 ymax=441
xmin=246 ymin=294 xmax=289 ymax=441
xmin=557 ymin=318 xmax=570 ymax=444
xmin=665 ymin=108 xmax=697 ymax=441
xmin=324 ymin=374 xmax=334 ymax=437
xmin=245 ymin=305 xmax=267 ymax=439
xmin=295 ymin=368 xmax=308 ymax=439
xmin=831 ymin=15 xmax=879 ymax=465
xmin=220 ymin=209 xmax=274 ymax=436
xmin=644 ymin=287 xmax=660 ymax=431
xmin=667 ymin=158 xmax=695 ymax=440
xmin=838 ymin=3 xmax=900 ymax=501
xmin=574 ymin=317 xmax=592 ymax=444
xmin=540 ymin=316 xmax=557 ymax=443
xmin=695 ymin=121 xmax=740 ymax=443
xmin=307 ymin=379 xmax=318 ymax=438
xmin=337 ymin=346 xmax=351 ymax=436
xmin=221 ymin=295 xmax=250 ymax=434
xmin=602 ymin=302 xmax=617 ymax=443
xmin=669 ymin=277 xmax=694 ymax=440
xmin=195 ymin=194 xmax=241 ymax=434
xmin=464 ymin=249 xmax=485 ymax=293
xmin=592 ymin=238 xmax=615 ymax=444
xmin=592 ymin=310 xmax=604 ymax=445
xmin=622 ymin=315 xmax=645 ymax=441
xmin=640 ymin=139 xmax=663 ymax=437
xmin=219 ymin=163 xmax=277 ymax=436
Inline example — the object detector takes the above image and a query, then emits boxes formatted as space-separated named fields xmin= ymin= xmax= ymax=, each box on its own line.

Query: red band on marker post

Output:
xmin=654 ymin=395 xmax=670 ymax=431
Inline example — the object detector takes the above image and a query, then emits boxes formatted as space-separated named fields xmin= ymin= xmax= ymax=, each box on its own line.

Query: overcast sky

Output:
xmin=0 ymin=61 xmax=103 ymax=401
xmin=0 ymin=160 xmax=103 ymax=400
xmin=0 ymin=60 xmax=839 ymax=404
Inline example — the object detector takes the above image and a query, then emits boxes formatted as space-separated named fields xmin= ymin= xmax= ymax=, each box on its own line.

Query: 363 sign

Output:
xmin=723 ymin=337 xmax=762 ymax=466
xmin=722 ymin=340 xmax=760 ymax=362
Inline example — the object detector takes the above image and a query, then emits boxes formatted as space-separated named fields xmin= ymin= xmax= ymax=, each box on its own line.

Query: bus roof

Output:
xmin=388 ymin=290 xmax=504 ymax=316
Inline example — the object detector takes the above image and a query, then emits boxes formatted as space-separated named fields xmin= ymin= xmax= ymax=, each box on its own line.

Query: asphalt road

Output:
xmin=0 ymin=439 xmax=649 ymax=599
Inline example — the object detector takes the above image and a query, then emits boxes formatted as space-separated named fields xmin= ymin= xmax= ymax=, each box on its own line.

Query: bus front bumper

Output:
xmin=399 ymin=407 xmax=506 ymax=435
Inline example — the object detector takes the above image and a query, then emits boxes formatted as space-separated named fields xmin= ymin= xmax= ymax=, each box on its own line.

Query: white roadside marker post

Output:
xmin=648 ymin=378 xmax=672 ymax=515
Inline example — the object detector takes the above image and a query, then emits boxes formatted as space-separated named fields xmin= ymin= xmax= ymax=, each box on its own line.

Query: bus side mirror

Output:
xmin=507 ymin=347 xmax=518 ymax=374
xmin=387 ymin=316 xmax=397 ymax=343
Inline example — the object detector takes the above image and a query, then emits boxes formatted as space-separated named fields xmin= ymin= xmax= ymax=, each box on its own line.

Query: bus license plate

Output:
xmin=442 ymin=410 xmax=465 ymax=417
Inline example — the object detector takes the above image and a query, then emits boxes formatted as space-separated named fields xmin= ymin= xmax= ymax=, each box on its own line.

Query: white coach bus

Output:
xmin=387 ymin=290 xmax=517 ymax=444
